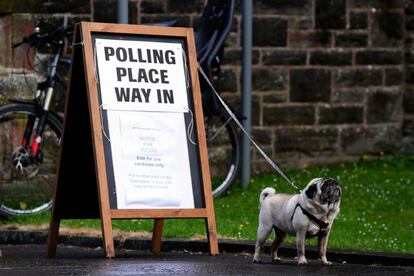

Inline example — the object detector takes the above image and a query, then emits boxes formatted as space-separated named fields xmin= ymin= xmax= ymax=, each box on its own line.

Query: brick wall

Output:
xmin=1 ymin=0 xmax=412 ymax=174
xmin=0 ymin=0 xmax=92 ymax=108
xmin=123 ymin=0 xmax=409 ymax=172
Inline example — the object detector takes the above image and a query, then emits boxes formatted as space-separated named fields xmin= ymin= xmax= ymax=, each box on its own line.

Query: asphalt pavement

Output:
xmin=1 ymin=244 xmax=413 ymax=275
xmin=0 ymin=228 xmax=413 ymax=275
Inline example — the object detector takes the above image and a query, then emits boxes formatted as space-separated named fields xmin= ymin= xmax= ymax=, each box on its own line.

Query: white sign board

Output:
xmin=95 ymin=38 xmax=189 ymax=113
xmin=94 ymin=37 xmax=194 ymax=209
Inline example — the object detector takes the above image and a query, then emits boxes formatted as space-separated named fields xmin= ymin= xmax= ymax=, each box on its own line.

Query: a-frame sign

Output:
xmin=47 ymin=22 xmax=218 ymax=258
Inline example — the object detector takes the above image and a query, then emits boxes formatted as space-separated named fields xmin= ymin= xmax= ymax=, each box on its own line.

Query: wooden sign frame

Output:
xmin=47 ymin=22 xmax=218 ymax=258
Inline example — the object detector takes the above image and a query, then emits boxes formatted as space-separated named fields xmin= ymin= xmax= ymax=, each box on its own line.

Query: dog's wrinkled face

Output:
xmin=305 ymin=178 xmax=341 ymax=205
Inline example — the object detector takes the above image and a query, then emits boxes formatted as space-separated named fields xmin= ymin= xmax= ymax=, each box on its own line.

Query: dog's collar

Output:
xmin=291 ymin=203 xmax=329 ymax=231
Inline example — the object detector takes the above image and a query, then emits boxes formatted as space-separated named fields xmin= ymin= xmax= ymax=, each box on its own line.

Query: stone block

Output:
xmin=289 ymin=17 xmax=313 ymax=30
xmin=332 ymin=89 xmax=365 ymax=103
xmin=319 ymin=106 xmax=363 ymax=124
xmin=385 ymin=68 xmax=403 ymax=86
xmin=252 ymin=127 xmax=274 ymax=145
xmin=290 ymin=69 xmax=331 ymax=102
xmin=407 ymin=0 xmax=414 ymax=15
xmin=335 ymin=32 xmax=367 ymax=47
xmin=405 ymin=66 xmax=414 ymax=84
xmin=0 ymin=16 xmax=12 ymax=67
xmin=140 ymin=15 xmax=190 ymax=27
xmin=355 ymin=50 xmax=402 ymax=65
xmin=0 ymin=75 xmax=36 ymax=100
xmin=263 ymin=92 xmax=287 ymax=103
xmin=275 ymin=127 xmax=338 ymax=152
xmin=310 ymin=51 xmax=352 ymax=65
xmin=251 ymin=95 xmax=261 ymax=126
xmin=224 ymin=33 xmax=239 ymax=48
xmin=315 ymin=0 xmax=346 ymax=29
xmin=406 ymin=15 xmax=414 ymax=31
xmin=262 ymin=50 xmax=306 ymax=65
xmin=341 ymin=126 xmax=401 ymax=155
xmin=166 ymin=0 xmax=204 ymax=13
xmin=93 ymin=0 xmax=117 ymax=23
xmin=406 ymin=49 xmax=414 ymax=65
xmin=0 ymin=0 xmax=41 ymax=13
xmin=404 ymin=89 xmax=414 ymax=114
xmin=0 ymin=0 xmax=90 ymax=13
xmin=371 ymin=11 xmax=403 ymax=47
xmin=403 ymin=118 xmax=414 ymax=135
xmin=366 ymin=89 xmax=402 ymax=123
xmin=253 ymin=0 xmax=311 ymax=15
xmin=263 ymin=105 xmax=315 ymax=126
xmin=335 ymin=68 xmax=382 ymax=87
xmin=349 ymin=0 xmax=404 ymax=9
xmin=350 ymin=11 xmax=368 ymax=29
xmin=12 ymin=14 xmax=34 ymax=69
xmin=218 ymin=68 xmax=238 ymax=92
xmin=252 ymin=67 xmax=287 ymax=91
xmin=44 ymin=0 xmax=91 ymax=13
xmin=222 ymin=49 xmax=260 ymax=65
xmin=253 ymin=17 xmax=287 ymax=47
xmin=289 ymin=31 xmax=332 ymax=48
xmin=141 ymin=0 xmax=166 ymax=13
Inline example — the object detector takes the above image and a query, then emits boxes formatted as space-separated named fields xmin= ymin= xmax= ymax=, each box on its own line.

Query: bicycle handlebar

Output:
xmin=12 ymin=25 xmax=73 ymax=49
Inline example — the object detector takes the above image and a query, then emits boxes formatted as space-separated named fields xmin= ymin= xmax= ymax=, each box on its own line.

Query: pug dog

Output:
xmin=253 ymin=178 xmax=341 ymax=265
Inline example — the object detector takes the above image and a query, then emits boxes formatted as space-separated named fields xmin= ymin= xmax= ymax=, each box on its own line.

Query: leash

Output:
xmin=197 ymin=64 xmax=301 ymax=193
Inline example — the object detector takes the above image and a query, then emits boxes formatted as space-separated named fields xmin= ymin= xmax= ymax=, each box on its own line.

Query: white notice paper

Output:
xmin=107 ymin=110 xmax=195 ymax=209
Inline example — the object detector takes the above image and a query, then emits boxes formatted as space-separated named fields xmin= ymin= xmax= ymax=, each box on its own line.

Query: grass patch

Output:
xmin=1 ymin=155 xmax=413 ymax=254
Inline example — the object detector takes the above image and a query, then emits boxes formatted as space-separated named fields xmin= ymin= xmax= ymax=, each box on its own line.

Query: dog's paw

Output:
xmin=320 ymin=256 xmax=332 ymax=266
xmin=297 ymin=256 xmax=307 ymax=265
xmin=321 ymin=260 xmax=332 ymax=266
xmin=253 ymin=258 xmax=262 ymax=264
xmin=272 ymin=257 xmax=282 ymax=263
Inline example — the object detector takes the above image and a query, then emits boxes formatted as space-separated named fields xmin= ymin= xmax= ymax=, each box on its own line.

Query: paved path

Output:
xmin=0 ymin=244 xmax=413 ymax=275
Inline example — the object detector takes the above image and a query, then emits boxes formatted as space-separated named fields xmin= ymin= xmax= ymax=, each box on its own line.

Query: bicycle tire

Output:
xmin=205 ymin=109 xmax=240 ymax=197
xmin=0 ymin=103 xmax=62 ymax=217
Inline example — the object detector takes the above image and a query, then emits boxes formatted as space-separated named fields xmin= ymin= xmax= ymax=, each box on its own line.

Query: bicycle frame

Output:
xmin=17 ymin=41 xmax=64 ymax=159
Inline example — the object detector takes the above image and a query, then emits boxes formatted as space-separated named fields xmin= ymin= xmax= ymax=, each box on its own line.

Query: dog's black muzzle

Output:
xmin=319 ymin=178 xmax=341 ymax=204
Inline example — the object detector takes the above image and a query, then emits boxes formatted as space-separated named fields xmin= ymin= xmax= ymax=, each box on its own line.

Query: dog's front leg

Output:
xmin=318 ymin=227 xmax=332 ymax=265
xmin=296 ymin=231 xmax=307 ymax=265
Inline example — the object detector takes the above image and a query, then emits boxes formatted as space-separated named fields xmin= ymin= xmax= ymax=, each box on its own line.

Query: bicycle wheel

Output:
xmin=205 ymin=110 xmax=240 ymax=197
xmin=0 ymin=103 xmax=62 ymax=217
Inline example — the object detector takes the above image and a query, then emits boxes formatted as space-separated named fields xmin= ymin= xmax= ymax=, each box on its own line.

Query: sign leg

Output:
xmin=101 ymin=217 xmax=115 ymax=258
xmin=47 ymin=217 xmax=60 ymax=257
xmin=152 ymin=219 xmax=164 ymax=254
xmin=205 ymin=216 xmax=219 ymax=255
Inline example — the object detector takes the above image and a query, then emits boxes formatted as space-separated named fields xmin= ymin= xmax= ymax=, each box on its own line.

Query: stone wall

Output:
xmin=1 ymin=0 xmax=412 ymax=174
xmin=123 ymin=0 xmax=408 ymax=172
xmin=0 ymin=0 xmax=92 ymax=108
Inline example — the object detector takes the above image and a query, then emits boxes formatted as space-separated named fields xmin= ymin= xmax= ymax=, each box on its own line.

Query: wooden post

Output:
xmin=151 ymin=219 xmax=164 ymax=254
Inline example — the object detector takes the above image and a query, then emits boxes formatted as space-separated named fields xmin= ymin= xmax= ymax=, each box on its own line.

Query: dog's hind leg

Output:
xmin=253 ymin=223 xmax=272 ymax=263
xmin=271 ymin=227 xmax=286 ymax=262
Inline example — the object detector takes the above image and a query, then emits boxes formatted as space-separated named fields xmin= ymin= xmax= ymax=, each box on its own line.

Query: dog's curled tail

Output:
xmin=260 ymin=187 xmax=276 ymax=205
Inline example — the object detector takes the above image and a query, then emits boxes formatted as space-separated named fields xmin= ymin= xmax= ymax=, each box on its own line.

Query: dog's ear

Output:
xmin=305 ymin=183 xmax=318 ymax=199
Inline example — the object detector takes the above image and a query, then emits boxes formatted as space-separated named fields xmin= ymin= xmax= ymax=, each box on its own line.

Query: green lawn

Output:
xmin=1 ymin=155 xmax=413 ymax=254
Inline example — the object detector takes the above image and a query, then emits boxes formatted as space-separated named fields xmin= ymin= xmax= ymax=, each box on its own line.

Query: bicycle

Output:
xmin=0 ymin=26 xmax=72 ymax=217
xmin=0 ymin=0 xmax=239 ymax=217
